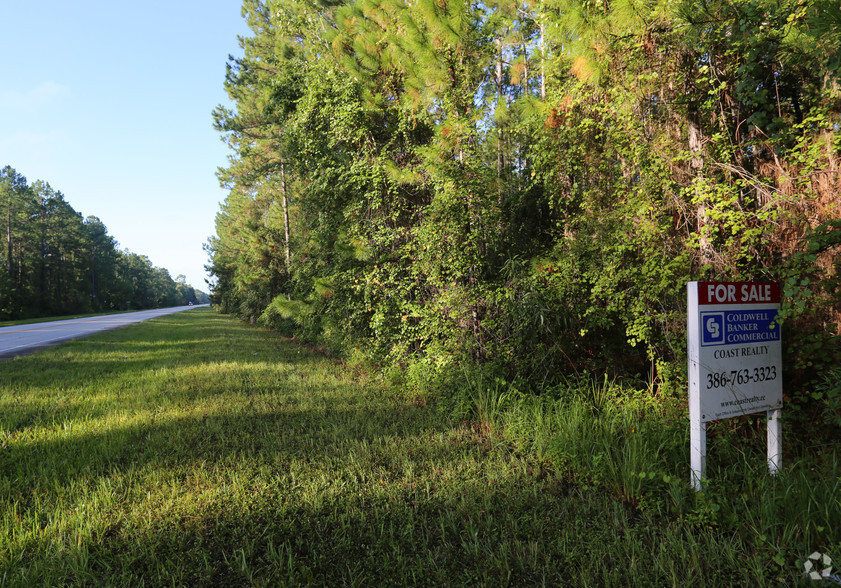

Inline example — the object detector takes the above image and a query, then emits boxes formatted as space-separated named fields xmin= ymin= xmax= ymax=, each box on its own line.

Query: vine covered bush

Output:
xmin=207 ymin=0 xmax=841 ymax=426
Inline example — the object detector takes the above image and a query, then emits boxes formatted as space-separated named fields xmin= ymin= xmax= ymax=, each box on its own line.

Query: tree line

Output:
xmin=207 ymin=0 xmax=840 ymax=419
xmin=1 ymin=165 xmax=208 ymax=320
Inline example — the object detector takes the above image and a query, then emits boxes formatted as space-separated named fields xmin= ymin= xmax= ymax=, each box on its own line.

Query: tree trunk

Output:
xmin=39 ymin=238 xmax=46 ymax=311
xmin=496 ymin=38 xmax=504 ymax=205
xmin=688 ymin=118 xmax=713 ymax=265
xmin=91 ymin=252 xmax=98 ymax=308
xmin=540 ymin=22 xmax=546 ymax=100
xmin=6 ymin=200 xmax=12 ymax=276
xmin=689 ymin=119 xmax=703 ymax=170
xmin=280 ymin=160 xmax=291 ymax=270
xmin=522 ymin=44 xmax=529 ymax=93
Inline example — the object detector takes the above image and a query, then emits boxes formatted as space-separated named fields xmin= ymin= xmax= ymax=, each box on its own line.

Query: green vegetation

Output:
xmin=207 ymin=0 xmax=841 ymax=429
xmin=198 ymin=3 xmax=840 ymax=579
xmin=6 ymin=0 xmax=839 ymax=581
xmin=0 ymin=166 xmax=208 ymax=321
xmin=1 ymin=309 xmax=837 ymax=584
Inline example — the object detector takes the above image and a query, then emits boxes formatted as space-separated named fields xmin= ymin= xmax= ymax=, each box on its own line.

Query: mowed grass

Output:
xmin=1 ymin=309 xmax=776 ymax=585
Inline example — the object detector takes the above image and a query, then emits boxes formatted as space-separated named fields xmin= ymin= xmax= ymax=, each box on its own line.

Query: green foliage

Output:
xmin=209 ymin=0 xmax=841 ymax=425
xmin=813 ymin=366 xmax=841 ymax=429
xmin=452 ymin=372 xmax=841 ymax=581
xmin=778 ymin=220 xmax=841 ymax=416
xmin=0 ymin=166 xmax=202 ymax=320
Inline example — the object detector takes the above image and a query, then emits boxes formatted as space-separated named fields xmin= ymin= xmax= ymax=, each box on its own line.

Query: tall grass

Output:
xmin=461 ymin=373 xmax=841 ymax=583
xmin=1 ymin=308 xmax=837 ymax=585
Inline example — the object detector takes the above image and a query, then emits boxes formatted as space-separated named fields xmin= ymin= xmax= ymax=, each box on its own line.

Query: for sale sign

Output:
xmin=688 ymin=282 xmax=783 ymax=421
xmin=688 ymin=281 xmax=783 ymax=489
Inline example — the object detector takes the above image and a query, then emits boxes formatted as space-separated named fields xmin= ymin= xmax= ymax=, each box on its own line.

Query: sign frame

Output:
xmin=687 ymin=281 xmax=783 ymax=491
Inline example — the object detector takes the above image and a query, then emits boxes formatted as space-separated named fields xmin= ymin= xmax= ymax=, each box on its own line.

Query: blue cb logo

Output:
xmin=701 ymin=312 xmax=725 ymax=345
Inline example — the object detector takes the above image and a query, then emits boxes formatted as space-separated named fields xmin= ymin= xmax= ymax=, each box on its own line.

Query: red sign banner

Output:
xmin=697 ymin=282 xmax=780 ymax=305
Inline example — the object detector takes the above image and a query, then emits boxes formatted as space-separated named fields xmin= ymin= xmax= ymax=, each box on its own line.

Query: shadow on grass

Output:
xmin=5 ymin=421 xmax=757 ymax=587
xmin=0 ymin=310 xmax=788 ymax=586
xmin=2 ymin=404 xmax=768 ymax=586
xmin=2 ymin=400 xmax=453 ymax=490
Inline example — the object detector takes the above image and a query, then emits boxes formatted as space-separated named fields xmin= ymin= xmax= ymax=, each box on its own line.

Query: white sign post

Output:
xmin=687 ymin=281 xmax=783 ymax=491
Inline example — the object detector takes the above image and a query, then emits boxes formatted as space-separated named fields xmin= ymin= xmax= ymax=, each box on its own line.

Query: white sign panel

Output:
xmin=688 ymin=281 xmax=782 ymax=421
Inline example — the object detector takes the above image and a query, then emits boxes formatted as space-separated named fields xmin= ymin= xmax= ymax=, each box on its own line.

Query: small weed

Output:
xmin=461 ymin=372 xmax=517 ymax=434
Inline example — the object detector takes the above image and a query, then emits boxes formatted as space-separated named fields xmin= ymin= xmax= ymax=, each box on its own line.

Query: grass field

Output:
xmin=0 ymin=308 xmax=834 ymax=585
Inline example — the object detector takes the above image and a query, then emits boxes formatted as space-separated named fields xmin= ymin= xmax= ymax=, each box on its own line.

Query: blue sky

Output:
xmin=0 ymin=1 xmax=250 ymax=292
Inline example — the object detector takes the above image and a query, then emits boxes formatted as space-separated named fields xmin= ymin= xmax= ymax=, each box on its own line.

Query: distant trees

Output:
xmin=208 ymin=0 xmax=840 ymax=415
xmin=0 ymin=165 xmax=207 ymax=319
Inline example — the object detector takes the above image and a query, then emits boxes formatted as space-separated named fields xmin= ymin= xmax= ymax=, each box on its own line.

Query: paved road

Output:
xmin=0 ymin=305 xmax=207 ymax=360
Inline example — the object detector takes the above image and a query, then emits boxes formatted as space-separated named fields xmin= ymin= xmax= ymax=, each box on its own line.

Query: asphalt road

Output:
xmin=0 ymin=305 xmax=206 ymax=360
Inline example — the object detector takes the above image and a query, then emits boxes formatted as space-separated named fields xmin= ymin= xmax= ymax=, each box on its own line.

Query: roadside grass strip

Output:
xmin=1 ymin=308 xmax=835 ymax=585
xmin=0 ymin=310 xmax=138 ymax=329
